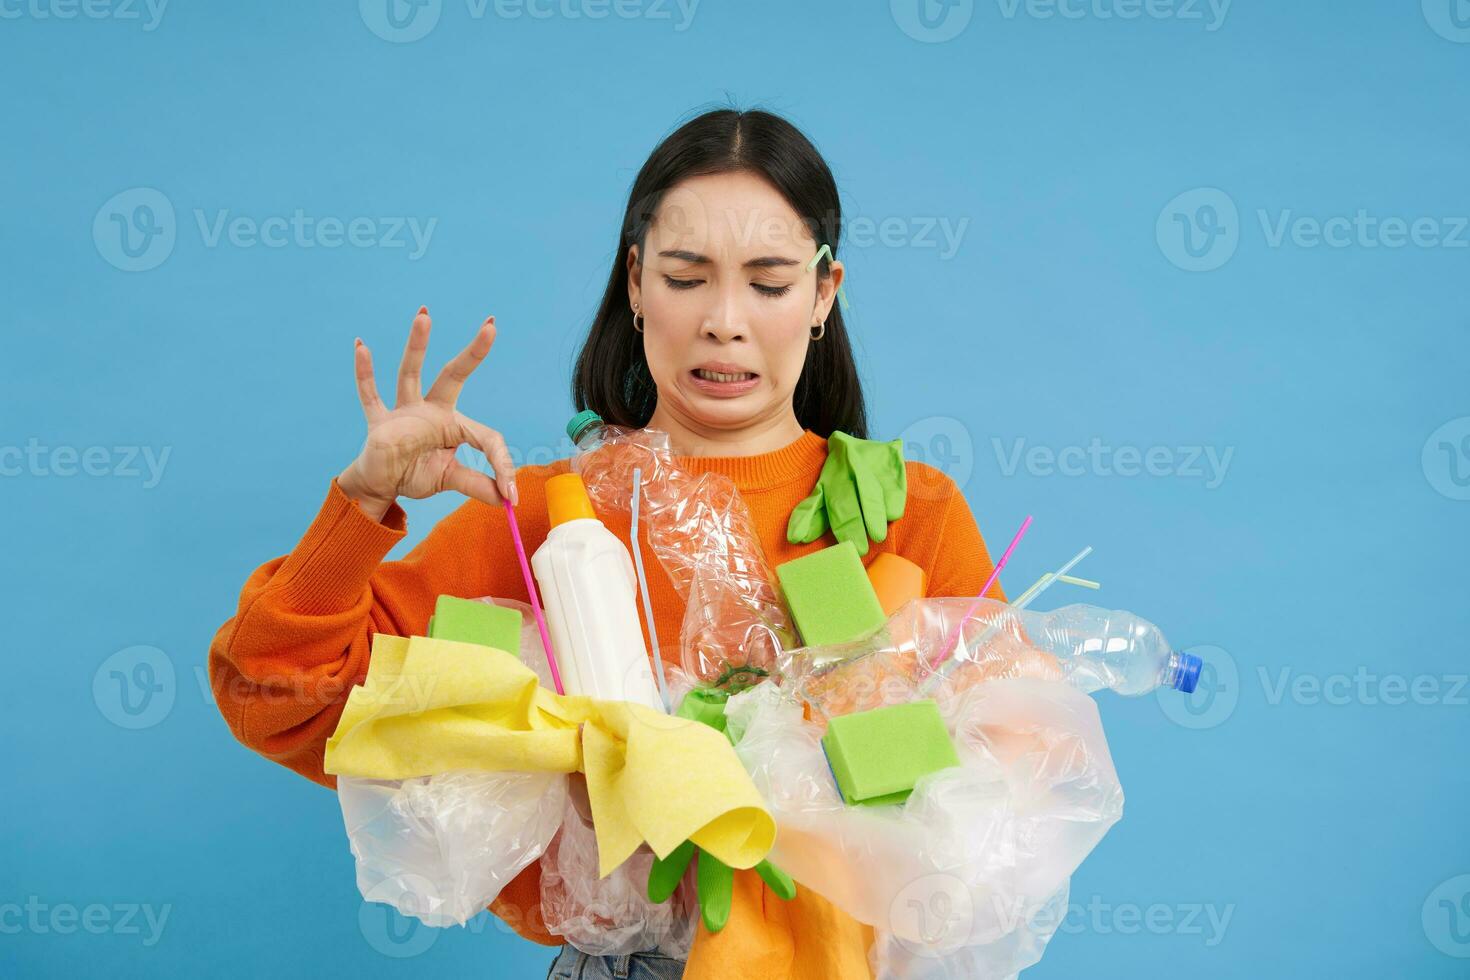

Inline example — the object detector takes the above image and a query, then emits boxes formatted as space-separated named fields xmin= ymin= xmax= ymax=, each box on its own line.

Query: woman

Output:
xmin=209 ymin=107 xmax=1004 ymax=980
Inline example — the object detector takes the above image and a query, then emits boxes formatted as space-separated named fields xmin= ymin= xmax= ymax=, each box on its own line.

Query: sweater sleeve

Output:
xmin=208 ymin=477 xmax=564 ymax=947
xmin=207 ymin=478 xmax=507 ymax=786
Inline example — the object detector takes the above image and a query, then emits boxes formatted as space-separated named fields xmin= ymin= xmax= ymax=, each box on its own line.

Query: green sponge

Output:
xmin=820 ymin=699 xmax=960 ymax=807
xmin=427 ymin=595 xmax=522 ymax=656
xmin=776 ymin=540 xmax=887 ymax=647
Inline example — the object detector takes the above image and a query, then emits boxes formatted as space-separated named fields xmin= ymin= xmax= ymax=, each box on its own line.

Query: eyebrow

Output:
xmin=657 ymin=249 xmax=801 ymax=270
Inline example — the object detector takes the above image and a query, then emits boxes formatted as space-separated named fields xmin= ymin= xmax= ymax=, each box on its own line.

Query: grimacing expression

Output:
xmin=627 ymin=172 xmax=841 ymax=431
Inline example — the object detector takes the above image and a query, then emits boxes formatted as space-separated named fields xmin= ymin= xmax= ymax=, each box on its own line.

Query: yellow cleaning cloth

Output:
xmin=324 ymin=634 xmax=775 ymax=879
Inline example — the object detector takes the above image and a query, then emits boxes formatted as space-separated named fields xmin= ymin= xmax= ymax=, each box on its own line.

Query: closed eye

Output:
xmin=664 ymin=275 xmax=792 ymax=298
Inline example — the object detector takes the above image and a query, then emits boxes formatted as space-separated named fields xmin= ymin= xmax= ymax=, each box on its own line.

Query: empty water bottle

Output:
xmin=789 ymin=598 xmax=1203 ymax=722
xmin=889 ymin=599 xmax=1204 ymax=700
xmin=1006 ymin=603 xmax=1202 ymax=695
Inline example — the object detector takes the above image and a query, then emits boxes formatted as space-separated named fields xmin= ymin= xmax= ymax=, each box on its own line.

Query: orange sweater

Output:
xmin=208 ymin=429 xmax=1004 ymax=979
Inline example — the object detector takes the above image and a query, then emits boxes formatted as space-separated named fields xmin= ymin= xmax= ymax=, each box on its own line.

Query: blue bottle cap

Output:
xmin=1173 ymin=652 xmax=1203 ymax=694
xmin=566 ymin=410 xmax=603 ymax=445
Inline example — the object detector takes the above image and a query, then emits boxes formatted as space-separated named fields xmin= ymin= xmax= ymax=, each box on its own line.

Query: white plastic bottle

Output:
xmin=530 ymin=472 xmax=664 ymax=710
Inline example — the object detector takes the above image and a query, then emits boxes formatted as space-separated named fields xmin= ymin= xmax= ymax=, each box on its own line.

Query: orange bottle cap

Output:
xmin=545 ymin=472 xmax=598 ymax=528
xmin=865 ymin=552 xmax=927 ymax=617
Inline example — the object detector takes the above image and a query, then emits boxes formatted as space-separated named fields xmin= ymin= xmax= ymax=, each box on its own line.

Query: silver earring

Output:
xmin=810 ymin=320 xmax=825 ymax=341
xmin=632 ymin=305 xmax=644 ymax=333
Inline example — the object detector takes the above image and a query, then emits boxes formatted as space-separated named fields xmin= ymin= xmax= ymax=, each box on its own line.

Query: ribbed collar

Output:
xmin=674 ymin=429 xmax=829 ymax=492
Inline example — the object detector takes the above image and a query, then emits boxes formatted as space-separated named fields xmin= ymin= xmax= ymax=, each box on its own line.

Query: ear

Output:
xmin=623 ymin=243 xmax=640 ymax=308
xmin=813 ymin=259 xmax=844 ymax=322
xmin=626 ymin=243 xmax=642 ymax=308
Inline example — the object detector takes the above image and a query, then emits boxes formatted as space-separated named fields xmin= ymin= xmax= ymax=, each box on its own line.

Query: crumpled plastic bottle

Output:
xmin=567 ymin=412 xmax=797 ymax=690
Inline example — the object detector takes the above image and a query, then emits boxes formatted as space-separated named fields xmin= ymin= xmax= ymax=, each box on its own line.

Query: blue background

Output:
xmin=4 ymin=0 xmax=1468 ymax=976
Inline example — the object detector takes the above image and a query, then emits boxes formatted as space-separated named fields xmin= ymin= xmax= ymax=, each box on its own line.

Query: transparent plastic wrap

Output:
xmin=539 ymin=789 xmax=698 ymax=958
xmin=571 ymin=423 xmax=796 ymax=689
xmin=779 ymin=597 xmax=1198 ymax=720
xmin=337 ymin=770 xmax=567 ymax=927
xmin=332 ymin=588 xmax=772 ymax=941
xmin=866 ymin=883 xmax=1071 ymax=980
xmin=336 ymin=597 xmax=563 ymax=927
xmin=725 ymin=676 xmax=1123 ymax=977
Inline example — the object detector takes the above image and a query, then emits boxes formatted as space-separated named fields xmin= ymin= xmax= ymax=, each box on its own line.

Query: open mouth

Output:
xmin=692 ymin=368 xmax=758 ymax=383
xmin=689 ymin=367 xmax=761 ymax=397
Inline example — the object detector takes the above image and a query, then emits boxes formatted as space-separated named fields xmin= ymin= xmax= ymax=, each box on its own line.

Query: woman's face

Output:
xmin=627 ymin=171 xmax=843 ymax=435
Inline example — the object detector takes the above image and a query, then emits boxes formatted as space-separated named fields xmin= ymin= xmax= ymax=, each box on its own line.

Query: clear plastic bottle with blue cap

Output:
xmin=1013 ymin=603 xmax=1202 ymax=695
xmin=799 ymin=598 xmax=1205 ymax=719
xmin=877 ymin=598 xmax=1206 ymax=703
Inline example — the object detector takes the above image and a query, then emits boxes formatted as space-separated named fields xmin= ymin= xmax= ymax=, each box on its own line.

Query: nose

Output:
xmin=702 ymin=320 xmax=745 ymax=342
xmin=701 ymin=289 xmax=747 ymax=342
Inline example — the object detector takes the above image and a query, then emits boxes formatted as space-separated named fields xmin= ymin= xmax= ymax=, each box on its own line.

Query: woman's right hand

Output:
xmin=337 ymin=306 xmax=518 ymax=522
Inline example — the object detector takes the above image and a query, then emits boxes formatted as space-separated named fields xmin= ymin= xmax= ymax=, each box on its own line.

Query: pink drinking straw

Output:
xmin=503 ymin=499 xmax=564 ymax=696
xmin=931 ymin=514 xmax=1033 ymax=673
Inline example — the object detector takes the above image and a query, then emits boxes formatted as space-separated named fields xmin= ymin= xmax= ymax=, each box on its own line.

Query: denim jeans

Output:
xmin=545 ymin=944 xmax=687 ymax=980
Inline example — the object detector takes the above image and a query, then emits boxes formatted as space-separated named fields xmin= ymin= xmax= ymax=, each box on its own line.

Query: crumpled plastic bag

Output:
xmin=865 ymin=882 xmax=1071 ymax=980
xmin=325 ymin=629 xmax=776 ymax=879
xmin=335 ymin=597 xmax=569 ymax=927
xmin=332 ymin=593 xmax=777 ymax=933
xmin=539 ymin=788 xmax=697 ymax=958
xmin=724 ymin=676 xmax=1124 ymax=977
xmin=337 ymin=769 xmax=567 ymax=927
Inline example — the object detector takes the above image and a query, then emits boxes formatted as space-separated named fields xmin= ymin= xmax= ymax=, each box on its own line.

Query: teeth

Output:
xmin=695 ymin=369 xmax=754 ymax=383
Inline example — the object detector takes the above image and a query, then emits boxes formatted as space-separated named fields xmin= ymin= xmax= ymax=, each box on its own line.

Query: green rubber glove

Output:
xmin=646 ymin=688 xmax=798 ymax=932
xmin=675 ymin=686 xmax=732 ymax=740
xmin=647 ymin=841 xmax=796 ymax=933
xmin=787 ymin=431 xmax=907 ymax=557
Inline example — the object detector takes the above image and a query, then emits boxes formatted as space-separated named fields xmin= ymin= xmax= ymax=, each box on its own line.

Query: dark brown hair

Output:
xmin=571 ymin=104 xmax=868 ymax=440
